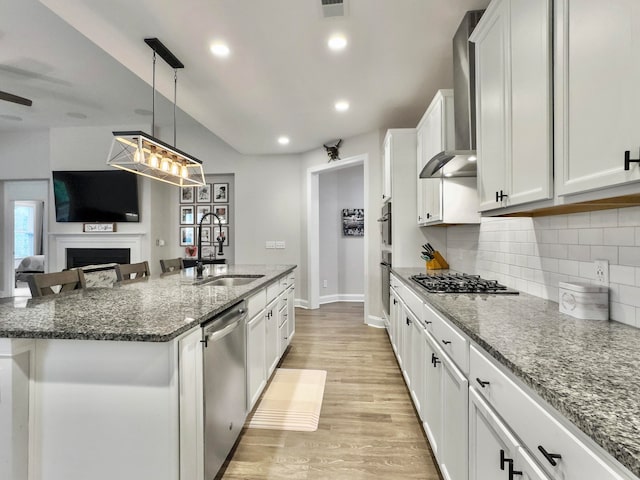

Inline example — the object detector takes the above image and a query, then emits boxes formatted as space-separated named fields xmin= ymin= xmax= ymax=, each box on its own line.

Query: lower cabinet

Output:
xmin=440 ymin=353 xmax=469 ymax=480
xmin=422 ymin=329 xmax=443 ymax=457
xmin=246 ymin=311 xmax=266 ymax=411
xmin=265 ymin=297 xmax=279 ymax=379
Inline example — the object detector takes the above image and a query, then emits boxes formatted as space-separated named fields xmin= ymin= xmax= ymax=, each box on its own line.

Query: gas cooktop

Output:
xmin=410 ymin=273 xmax=519 ymax=295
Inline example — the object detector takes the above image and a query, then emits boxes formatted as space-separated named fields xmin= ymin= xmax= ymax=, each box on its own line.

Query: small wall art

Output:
xmin=342 ymin=208 xmax=364 ymax=237
xmin=180 ymin=227 xmax=195 ymax=246
xmin=213 ymin=183 xmax=229 ymax=202
xmin=196 ymin=205 xmax=211 ymax=224
xmin=197 ymin=183 xmax=212 ymax=203
xmin=180 ymin=205 xmax=194 ymax=225
xmin=180 ymin=186 xmax=194 ymax=203
xmin=212 ymin=204 xmax=228 ymax=224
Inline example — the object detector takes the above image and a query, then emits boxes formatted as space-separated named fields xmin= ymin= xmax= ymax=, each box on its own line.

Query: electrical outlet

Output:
xmin=265 ymin=241 xmax=276 ymax=249
xmin=323 ymin=280 xmax=328 ymax=288
xmin=594 ymin=259 xmax=609 ymax=285
xmin=275 ymin=241 xmax=286 ymax=249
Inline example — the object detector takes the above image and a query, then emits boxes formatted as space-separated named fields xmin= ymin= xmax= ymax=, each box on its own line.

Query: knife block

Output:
xmin=426 ymin=251 xmax=449 ymax=270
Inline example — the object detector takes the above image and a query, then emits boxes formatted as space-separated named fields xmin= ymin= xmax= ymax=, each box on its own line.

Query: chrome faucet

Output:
xmin=196 ymin=212 xmax=225 ymax=279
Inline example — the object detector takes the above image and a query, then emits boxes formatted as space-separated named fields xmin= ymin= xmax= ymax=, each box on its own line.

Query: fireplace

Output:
xmin=66 ymin=248 xmax=131 ymax=269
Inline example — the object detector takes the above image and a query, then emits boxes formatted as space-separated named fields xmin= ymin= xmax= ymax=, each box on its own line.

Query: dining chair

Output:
xmin=28 ymin=269 xmax=87 ymax=298
xmin=159 ymin=258 xmax=184 ymax=274
xmin=115 ymin=261 xmax=151 ymax=284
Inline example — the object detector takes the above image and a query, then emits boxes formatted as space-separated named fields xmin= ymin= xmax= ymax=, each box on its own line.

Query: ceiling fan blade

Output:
xmin=0 ymin=90 xmax=33 ymax=107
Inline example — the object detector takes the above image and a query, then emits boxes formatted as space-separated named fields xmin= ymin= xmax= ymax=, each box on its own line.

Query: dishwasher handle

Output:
xmin=202 ymin=301 xmax=248 ymax=347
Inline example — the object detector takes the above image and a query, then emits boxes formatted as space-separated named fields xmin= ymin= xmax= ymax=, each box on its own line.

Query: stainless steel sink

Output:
xmin=202 ymin=274 xmax=264 ymax=287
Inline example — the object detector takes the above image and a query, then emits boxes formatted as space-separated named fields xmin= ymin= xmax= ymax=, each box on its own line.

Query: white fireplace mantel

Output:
xmin=49 ymin=232 xmax=146 ymax=271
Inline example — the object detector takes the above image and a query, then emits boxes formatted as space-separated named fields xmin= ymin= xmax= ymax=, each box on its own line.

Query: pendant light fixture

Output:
xmin=107 ymin=38 xmax=205 ymax=187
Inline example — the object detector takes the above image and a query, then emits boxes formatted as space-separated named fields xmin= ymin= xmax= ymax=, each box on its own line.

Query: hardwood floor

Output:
xmin=217 ymin=302 xmax=442 ymax=480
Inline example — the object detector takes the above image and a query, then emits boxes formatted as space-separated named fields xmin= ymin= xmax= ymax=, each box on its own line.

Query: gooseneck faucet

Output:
xmin=196 ymin=212 xmax=225 ymax=279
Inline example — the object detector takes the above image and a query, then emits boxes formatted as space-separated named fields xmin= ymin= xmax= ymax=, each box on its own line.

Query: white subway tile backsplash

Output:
xmin=619 ymin=247 xmax=640 ymax=267
xmin=618 ymin=206 xmax=640 ymax=227
xmin=578 ymin=228 xmax=604 ymax=245
xmin=446 ymin=206 xmax=640 ymax=328
xmin=610 ymin=265 xmax=636 ymax=286
xmin=590 ymin=210 xmax=618 ymax=228
xmin=590 ymin=246 xmax=618 ymax=263
xmin=558 ymin=229 xmax=579 ymax=244
xmin=604 ymin=227 xmax=635 ymax=246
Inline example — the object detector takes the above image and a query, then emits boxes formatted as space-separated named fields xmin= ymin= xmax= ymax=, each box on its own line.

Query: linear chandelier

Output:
xmin=107 ymin=38 xmax=205 ymax=187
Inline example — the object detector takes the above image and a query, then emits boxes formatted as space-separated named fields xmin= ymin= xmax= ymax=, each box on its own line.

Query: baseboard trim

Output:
xmin=319 ymin=294 xmax=364 ymax=305
xmin=366 ymin=315 xmax=385 ymax=328
xmin=295 ymin=298 xmax=309 ymax=309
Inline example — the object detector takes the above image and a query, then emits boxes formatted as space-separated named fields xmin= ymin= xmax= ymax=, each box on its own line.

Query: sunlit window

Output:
xmin=14 ymin=204 xmax=35 ymax=259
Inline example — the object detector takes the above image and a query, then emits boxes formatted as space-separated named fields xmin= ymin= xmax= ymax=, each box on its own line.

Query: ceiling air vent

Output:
xmin=321 ymin=0 xmax=346 ymax=18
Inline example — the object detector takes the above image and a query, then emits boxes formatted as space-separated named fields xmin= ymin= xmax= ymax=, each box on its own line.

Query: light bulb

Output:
xmin=149 ymin=152 xmax=159 ymax=168
xmin=170 ymin=162 xmax=180 ymax=176
xmin=133 ymin=149 xmax=142 ymax=163
xmin=181 ymin=165 xmax=189 ymax=178
xmin=160 ymin=155 xmax=171 ymax=172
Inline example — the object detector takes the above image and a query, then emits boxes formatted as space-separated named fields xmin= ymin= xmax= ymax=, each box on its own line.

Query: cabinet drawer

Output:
xmin=429 ymin=305 xmax=469 ymax=373
xmin=390 ymin=273 xmax=401 ymax=290
xmin=400 ymin=283 xmax=423 ymax=320
xmin=266 ymin=281 xmax=280 ymax=303
xmin=246 ymin=289 xmax=266 ymax=319
xmin=470 ymin=346 xmax=627 ymax=480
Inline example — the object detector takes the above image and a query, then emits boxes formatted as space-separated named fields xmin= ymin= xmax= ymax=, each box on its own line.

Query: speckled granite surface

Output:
xmin=393 ymin=267 xmax=640 ymax=478
xmin=0 ymin=264 xmax=295 ymax=342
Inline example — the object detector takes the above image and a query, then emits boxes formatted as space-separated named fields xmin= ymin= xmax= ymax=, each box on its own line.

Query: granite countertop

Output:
xmin=392 ymin=267 xmax=640 ymax=479
xmin=0 ymin=264 xmax=295 ymax=342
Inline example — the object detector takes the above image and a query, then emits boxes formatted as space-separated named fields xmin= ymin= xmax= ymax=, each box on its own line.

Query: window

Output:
xmin=14 ymin=203 xmax=35 ymax=259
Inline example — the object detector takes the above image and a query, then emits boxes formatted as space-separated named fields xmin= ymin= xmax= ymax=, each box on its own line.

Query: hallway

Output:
xmin=218 ymin=302 xmax=441 ymax=479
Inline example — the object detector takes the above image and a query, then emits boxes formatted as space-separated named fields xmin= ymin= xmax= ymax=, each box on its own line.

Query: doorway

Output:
xmin=2 ymin=180 xmax=48 ymax=298
xmin=306 ymin=154 xmax=370 ymax=322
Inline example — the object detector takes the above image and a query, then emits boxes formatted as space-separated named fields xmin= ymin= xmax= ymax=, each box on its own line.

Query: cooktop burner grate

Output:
xmin=410 ymin=273 xmax=519 ymax=294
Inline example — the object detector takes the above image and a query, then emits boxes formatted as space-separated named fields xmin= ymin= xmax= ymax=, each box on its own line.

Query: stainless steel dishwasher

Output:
xmin=202 ymin=300 xmax=248 ymax=479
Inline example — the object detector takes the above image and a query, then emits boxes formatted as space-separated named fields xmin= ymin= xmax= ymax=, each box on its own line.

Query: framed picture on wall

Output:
xmin=198 ymin=226 xmax=211 ymax=245
xmin=342 ymin=208 xmax=364 ymax=236
xmin=196 ymin=205 xmax=211 ymax=224
xmin=180 ymin=186 xmax=194 ymax=203
xmin=212 ymin=204 xmax=228 ymax=224
xmin=179 ymin=227 xmax=195 ymax=246
xmin=180 ymin=205 xmax=194 ymax=225
xmin=213 ymin=183 xmax=229 ymax=202
xmin=197 ymin=183 xmax=212 ymax=203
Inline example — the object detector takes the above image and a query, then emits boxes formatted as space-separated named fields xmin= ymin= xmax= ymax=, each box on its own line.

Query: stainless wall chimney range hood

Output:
xmin=420 ymin=10 xmax=484 ymax=179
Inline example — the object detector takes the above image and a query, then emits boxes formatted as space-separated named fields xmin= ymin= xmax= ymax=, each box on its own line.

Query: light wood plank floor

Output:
xmin=217 ymin=302 xmax=442 ymax=480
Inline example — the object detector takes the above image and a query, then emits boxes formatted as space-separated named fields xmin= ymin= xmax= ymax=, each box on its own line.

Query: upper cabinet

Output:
xmin=471 ymin=0 xmax=553 ymax=212
xmin=416 ymin=90 xmax=480 ymax=226
xmin=555 ymin=0 xmax=640 ymax=195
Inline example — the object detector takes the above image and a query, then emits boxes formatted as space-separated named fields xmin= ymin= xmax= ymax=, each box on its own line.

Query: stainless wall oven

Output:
xmin=380 ymin=251 xmax=392 ymax=318
xmin=379 ymin=202 xmax=392 ymax=246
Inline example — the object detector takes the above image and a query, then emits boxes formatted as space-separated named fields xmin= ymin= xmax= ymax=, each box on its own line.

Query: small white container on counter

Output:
xmin=558 ymin=282 xmax=609 ymax=320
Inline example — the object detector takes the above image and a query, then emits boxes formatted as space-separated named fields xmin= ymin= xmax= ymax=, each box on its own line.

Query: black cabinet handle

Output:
xmin=442 ymin=340 xmax=452 ymax=345
xmin=406 ymin=317 xmax=412 ymax=326
xmin=625 ymin=150 xmax=640 ymax=170
xmin=500 ymin=450 xmax=510 ymax=471
xmin=495 ymin=191 xmax=499 ymax=202
xmin=498 ymin=190 xmax=508 ymax=201
xmin=538 ymin=445 xmax=562 ymax=466
xmin=509 ymin=462 xmax=523 ymax=479
xmin=393 ymin=299 xmax=397 ymax=305
xmin=431 ymin=353 xmax=440 ymax=367
xmin=425 ymin=320 xmax=432 ymax=325
xmin=476 ymin=378 xmax=490 ymax=388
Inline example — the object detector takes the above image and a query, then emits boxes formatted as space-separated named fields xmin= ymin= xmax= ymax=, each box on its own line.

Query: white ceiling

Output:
xmin=1 ymin=0 xmax=489 ymax=155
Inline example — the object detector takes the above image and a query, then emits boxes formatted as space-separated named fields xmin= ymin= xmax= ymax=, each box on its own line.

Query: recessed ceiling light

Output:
xmin=335 ymin=100 xmax=350 ymax=112
xmin=328 ymin=34 xmax=347 ymax=51
xmin=278 ymin=136 xmax=290 ymax=145
xmin=210 ymin=43 xmax=230 ymax=58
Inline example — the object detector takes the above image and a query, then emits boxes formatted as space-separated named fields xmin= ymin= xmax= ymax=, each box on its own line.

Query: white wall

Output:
xmin=301 ymin=130 xmax=382 ymax=320
xmin=0 ymin=131 xmax=50 ymax=180
xmin=318 ymin=164 xmax=365 ymax=302
xmin=445 ymin=207 xmax=640 ymax=328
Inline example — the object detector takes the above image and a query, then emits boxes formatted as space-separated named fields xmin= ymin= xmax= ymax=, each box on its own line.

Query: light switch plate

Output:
xmin=275 ymin=241 xmax=286 ymax=249
xmin=265 ymin=241 xmax=276 ymax=249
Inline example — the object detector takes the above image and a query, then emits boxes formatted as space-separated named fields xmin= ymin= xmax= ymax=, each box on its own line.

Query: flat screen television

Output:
xmin=53 ymin=170 xmax=140 ymax=222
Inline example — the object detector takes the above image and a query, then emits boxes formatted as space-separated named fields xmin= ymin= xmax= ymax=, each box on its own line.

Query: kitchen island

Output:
xmin=392 ymin=267 xmax=640 ymax=480
xmin=0 ymin=264 xmax=296 ymax=480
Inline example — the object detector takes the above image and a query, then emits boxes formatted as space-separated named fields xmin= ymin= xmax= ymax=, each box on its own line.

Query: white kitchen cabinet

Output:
xmin=389 ymin=289 xmax=399 ymax=354
xmin=247 ymin=310 xmax=267 ymax=411
xmin=410 ymin=314 xmax=426 ymax=420
xmin=265 ymin=297 xmax=279 ymax=378
xmin=555 ymin=0 xmax=640 ymax=195
xmin=422 ymin=329 xmax=443 ymax=458
xmin=472 ymin=0 xmax=552 ymax=212
xmin=278 ymin=303 xmax=288 ymax=357
xmin=418 ymin=177 xmax=443 ymax=224
xmin=400 ymin=303 xmax=414 ymax=388
xmin=440 ymin=349 xmax=469 ymax=480
xmin=516 ymin=447 xmax=552 ymax=480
